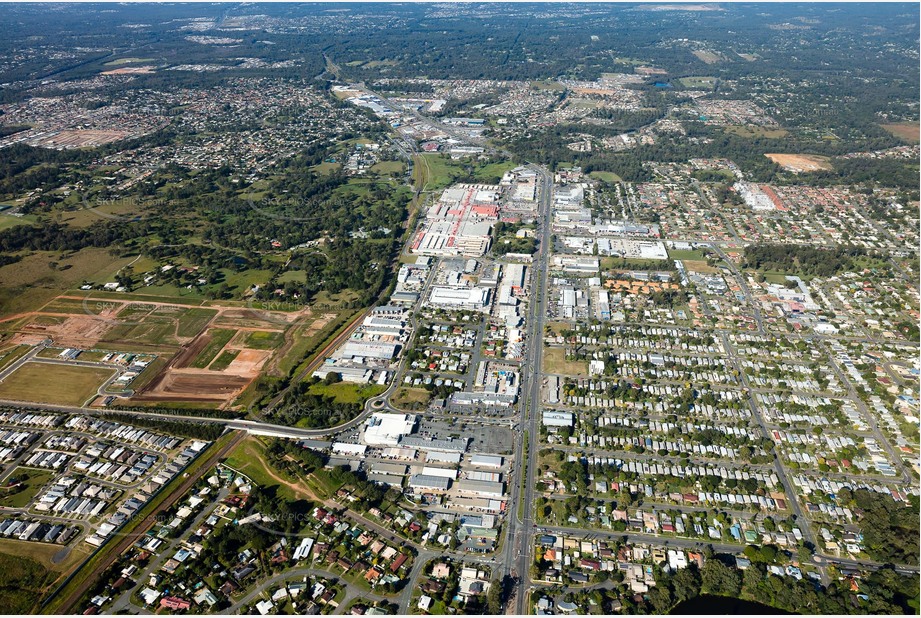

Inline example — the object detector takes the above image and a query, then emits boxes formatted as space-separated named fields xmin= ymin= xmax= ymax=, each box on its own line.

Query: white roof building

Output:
xmin=363 ymin=413 xmax=418 ymax=446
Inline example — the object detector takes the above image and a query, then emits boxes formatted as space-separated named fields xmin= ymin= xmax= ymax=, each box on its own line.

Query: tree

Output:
xmin=671 ymin=565 xmax=702 ymax=604
xmin=486 ymin=579 xmax=503 ymax=614
xmin=701 ymin=558 xmax=742 ymax=596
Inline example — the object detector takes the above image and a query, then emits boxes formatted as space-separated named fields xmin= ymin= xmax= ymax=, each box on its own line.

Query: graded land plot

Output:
xmin=682 ymin=259 xmax=720 ymax=274
xmin=692 ymin=50 xmax=723 ymax=64
xmin=273 ymin=310 xmax=352 ymax=377
xmin=39 ymin=297 xmax=96 ymax=315
xmin=765 ymin=153 xmax=833 ymax=172
xmin=99 ymin=316 xmax=177 ymax=350
xmin=176 ymin=307 xmax=217 ymax=338
xmin=880 ymin=122 xmax=920 ymax=143
xmin=223 ymin=348 xmax=271 ymax=375
xmin=209 ymin=349 xmax=240 ymax=371
xmin=211 ymin=307 xmax=298 ymax=330
xmin=17 ymin=313 xmax=113 ymax=349
xmin=131 ymin=370 xmax=251 ymax=404
xmin=103 ymin=57 xmax=154 ymax=66
xmin=542 ymin=347 xmax=589 ymax=376
xmin=0 ymin=468 xmax=54 ymax=508
xmin=188 ymin=328 xmax=236 ymax=369
xmin=0 ymin=362 xmax=114 ymax=406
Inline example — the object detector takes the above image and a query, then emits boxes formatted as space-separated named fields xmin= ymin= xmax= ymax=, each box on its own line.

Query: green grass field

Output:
xmin=0 ymin=550 xmax=59 ymax=613
xmin=208 ymin=349 xmax=239 ymax=371
xmin=370 ymin=160 xmax=404 ymax=175
xmin=880 ymin=122 xmax=920 ymax=143
xmin=277 ymin=270 xmax=307 ymax=284
xmin=542 ymin=347 xmax=588 ymax=376
xmin=530 ymin=80 xmax=565 ymax=91
xmin=223 ymin=437 xmax=307 ymax=502
xmin=0 ymin=345 xmax=32 ymax=372
xmin=390 ymin=387 xmax=431 ymax=409
xmin=473 ymin=161 xmax=517 ymax=183
xmin=0 ymin=469 xmax=54 ymax=508
xmin=102 ymin=319 xmax=176 ymax=347
xmin=679 ymin=76 xmax=717 ymax=88
xmin=190 ymin=329 xmax=236 ymax=369
xmin=0 ymin=214 xmax=38 ymax=231
xmin=242 ymin=330 xmax=285 ymax=350
xmin=0 ymin=248 xmax=129 ymax=319
xmin=666 ymin=248 xmax=710 ymax=261
xmin=307 ymin=381 xmax=385 ymax=404
xmin=311 ymin=161 xmax=341 ymax=175
xmin=0 ymin=362 xmax=113 ymax=406
xmin=413 ymin=154 xmax=465 ymax=192
xmin=589 ymin=171 xmax=622 ymax=183
xmin=176 ymin=308 xmax=217 ymax=338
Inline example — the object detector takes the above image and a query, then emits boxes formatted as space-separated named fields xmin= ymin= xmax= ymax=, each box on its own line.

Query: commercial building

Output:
xmin=408 ymin=474 xmax=452 ymax=492
xmin=336 ymin=341 xmax=400 ymax=362
xmin=411 ymin=185 xmax=500 ymax=257
xmin=469 ymin=454 xmax=503 ymax=468
xmin=363 ymin=413 xmax=418 ymax=447
xmin=542 ymin=411 xmax=575 ymax=428
xmin=455 ymin=480 xmax=505 ymax=499
xmin=429 ymin=286 xmax=491 ymax=311
xmin=400 ymin=435 xmax=469 ymax=453
xmin=421 ymin=466 xmax=459 ymax=480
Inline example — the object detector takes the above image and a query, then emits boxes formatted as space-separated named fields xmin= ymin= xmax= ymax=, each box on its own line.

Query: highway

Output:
xmin=0 ymin=398 xmax=371 ymax=439
xmin=496 ymin=163 xmax=553 ymax=614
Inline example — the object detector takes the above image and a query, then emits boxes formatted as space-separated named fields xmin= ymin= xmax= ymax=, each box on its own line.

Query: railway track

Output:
xmin=50 ymin=430 xmax=246 ymax=614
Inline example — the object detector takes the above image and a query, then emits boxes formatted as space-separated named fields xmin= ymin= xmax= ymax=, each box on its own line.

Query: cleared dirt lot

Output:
xmin=880 ymin=122 xmax=920 ymax=143
xmin=225 ymin=348 xmax=270 ymax=374
xmin=765 ymin=153 xmax=832 ymax=172
xmin=131 ymin=370 xmax=251 ymax=403
xmin=18 ymin=315 xmax=113 ymax=348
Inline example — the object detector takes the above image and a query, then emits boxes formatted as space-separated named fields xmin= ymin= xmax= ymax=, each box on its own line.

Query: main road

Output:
xmin=496 ymin=164 xmax=553 ymax=615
